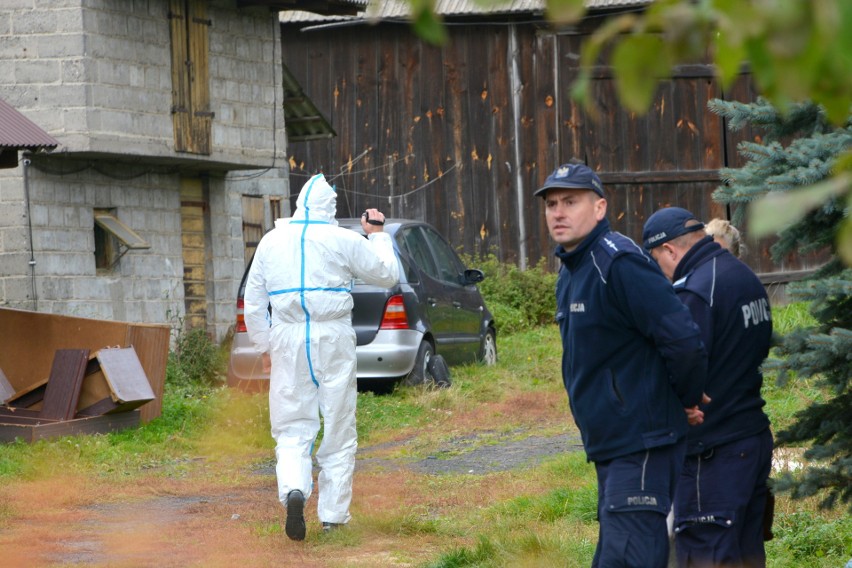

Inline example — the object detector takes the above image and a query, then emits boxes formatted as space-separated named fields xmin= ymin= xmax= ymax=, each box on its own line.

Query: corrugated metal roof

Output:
xmin=0 ymin=98 xmax=58 ymax=151
xmin=281 ymin=63 xmax=336 ymax=141
xmin=280 ymin=0 xmax=648 ymax=22
xmin=238 ymin=0 xmax=367 ymax=16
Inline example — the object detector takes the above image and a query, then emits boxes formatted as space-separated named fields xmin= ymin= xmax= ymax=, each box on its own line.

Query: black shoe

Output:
xmin=322 ymin=522 xmax=344 ymax=533
xmin=285 ymin=490 xmax=306 ymax=541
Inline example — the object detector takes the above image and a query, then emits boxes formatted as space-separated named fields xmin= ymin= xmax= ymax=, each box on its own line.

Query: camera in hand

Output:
xmin=362 ymin=211 xmax=384 ymax=226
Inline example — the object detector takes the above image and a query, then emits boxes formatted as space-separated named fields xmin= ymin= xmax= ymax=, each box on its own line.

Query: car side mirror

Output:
xmin=462 ymin=268 xmax=485 ymax=285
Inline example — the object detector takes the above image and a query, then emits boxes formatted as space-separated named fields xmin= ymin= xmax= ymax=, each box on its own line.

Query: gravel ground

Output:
xmin=252 ymin=430 xmax=584 ymax=477
xmin=407 ymin=432 xmax=584 ymax=475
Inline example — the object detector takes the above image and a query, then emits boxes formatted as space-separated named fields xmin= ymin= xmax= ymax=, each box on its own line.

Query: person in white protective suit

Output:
xmin=243 ymin=173 xmax=399 ymax=541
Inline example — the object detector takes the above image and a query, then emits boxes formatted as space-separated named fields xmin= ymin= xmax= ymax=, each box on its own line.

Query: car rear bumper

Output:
xmin=226 ymin=329 xmax=423 ymax=391
xmin=355 ymin=329 xmax=422 ymax=378
xmin=226 ymin=334 xmax=270 ymax=392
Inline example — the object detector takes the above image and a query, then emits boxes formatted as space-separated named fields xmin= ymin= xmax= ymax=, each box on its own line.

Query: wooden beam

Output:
xmin=40 ymin=349 xmax=90 ymax=421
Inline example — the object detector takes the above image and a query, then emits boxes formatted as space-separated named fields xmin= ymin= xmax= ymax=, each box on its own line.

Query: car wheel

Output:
xmin=404 ymin=340 xmax=434 ymax=386
xmin=479 ymin=328 xmax=497 ymax=365
xmin=427 ymin=354 xmax=451 ymax=388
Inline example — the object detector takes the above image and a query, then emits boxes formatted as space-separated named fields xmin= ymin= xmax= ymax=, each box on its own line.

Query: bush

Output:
xmin=463 ymin=253 xmax=558 ymax=335
xmin=167 ymin=327 xmax=224 ymax=387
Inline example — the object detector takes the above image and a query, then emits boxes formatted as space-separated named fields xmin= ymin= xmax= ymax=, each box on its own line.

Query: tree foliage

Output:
xmin=711 ymin=98 xmax=852 ymax=512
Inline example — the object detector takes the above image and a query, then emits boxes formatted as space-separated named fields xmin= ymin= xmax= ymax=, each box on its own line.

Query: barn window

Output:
xmin=94 ymin=210 xmax=150 ymax=271
xmin=168 ymin=0 xmax=213 ymax=155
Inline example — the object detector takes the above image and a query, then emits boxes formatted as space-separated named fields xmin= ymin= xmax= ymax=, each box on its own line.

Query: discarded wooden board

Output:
xmin=77 ymin=347 xmax=156 ymax=416
xmin=0 ymin=307 xmax=168 ymax=422
xmin=4 ymin=379 xmax=47 ymax=409
xmin=4 ymin=347 xmax=155 ymax=416
xmin=97 ymin=347 xmax=156 ymax=405
xmin=0 ymin=411 xmax=140 ymax=444
xmin=39 ymin=349 xmax=90 ymax=421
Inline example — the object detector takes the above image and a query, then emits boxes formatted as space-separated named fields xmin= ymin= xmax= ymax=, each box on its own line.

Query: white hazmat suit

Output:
xmin=244 ymin=173 xmax=399 ymax=526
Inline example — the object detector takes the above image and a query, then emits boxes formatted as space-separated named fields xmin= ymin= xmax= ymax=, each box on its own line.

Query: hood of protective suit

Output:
xmin=292 ymin=173 xmax=338 ymax=226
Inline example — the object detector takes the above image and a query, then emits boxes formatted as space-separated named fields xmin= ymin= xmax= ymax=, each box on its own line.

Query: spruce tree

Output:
xmin=709 ymin=97 xmax=852 ymax=512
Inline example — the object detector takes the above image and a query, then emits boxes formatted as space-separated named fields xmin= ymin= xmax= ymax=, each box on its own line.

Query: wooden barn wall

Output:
xmin=280 ymin=21 xmax=823 ymax=276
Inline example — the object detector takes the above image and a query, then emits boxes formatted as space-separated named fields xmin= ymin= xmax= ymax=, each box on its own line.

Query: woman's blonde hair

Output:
xmin=705 ymin=218 xmax=745 ymax=258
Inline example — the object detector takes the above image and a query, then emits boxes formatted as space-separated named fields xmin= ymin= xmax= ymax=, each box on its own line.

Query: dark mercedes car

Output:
xmin=227 ymin=218 xmax=497 ymax=391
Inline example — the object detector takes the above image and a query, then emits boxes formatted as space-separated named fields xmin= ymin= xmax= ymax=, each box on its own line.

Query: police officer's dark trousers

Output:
xmin=673 ymin=428 xmax=773 ymax=567
xmin=592 ymin=440 xmax=685 ymax=568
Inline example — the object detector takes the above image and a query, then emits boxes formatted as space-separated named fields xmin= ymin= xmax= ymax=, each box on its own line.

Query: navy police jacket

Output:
xmin=672 ymin=236 xmax=772 ymax=456
xmin=555 ymin=219 xmax=707 ymax=463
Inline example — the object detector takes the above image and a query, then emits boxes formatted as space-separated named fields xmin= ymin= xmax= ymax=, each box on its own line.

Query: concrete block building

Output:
xmin=0 ymin=0 xmax=354 ymax=341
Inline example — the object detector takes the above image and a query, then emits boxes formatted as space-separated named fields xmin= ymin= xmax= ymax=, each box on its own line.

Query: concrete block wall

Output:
xmin=0 ymin=158 xmax=288 ymax=343
xmin=3 ymin=0 xmax=286 ymax=167
xmin=1 ymin=0 xmax=290 ymax=342
xmin=3 ymin=160 xmax=186 ymax=327
xmin=0 ymin=168 xmax=33 ymax=309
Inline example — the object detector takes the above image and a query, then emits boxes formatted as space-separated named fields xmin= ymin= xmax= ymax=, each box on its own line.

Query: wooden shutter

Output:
xmin=168 ymin=0 xmax=212 ymax=155
xmin=187 ymin=0 xmax=212 ymax=154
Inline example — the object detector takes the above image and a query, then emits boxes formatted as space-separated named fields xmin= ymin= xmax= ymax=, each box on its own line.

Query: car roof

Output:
xmin=337 ymin=218 xmax=425 ymax=235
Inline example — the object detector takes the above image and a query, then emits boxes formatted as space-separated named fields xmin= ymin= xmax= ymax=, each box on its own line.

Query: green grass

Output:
xmin=767 ymin=511 xmax=852 ymax=563
xmin=0 ymin=301 xmax=847 ymax=567
xmin=0 ymin=380 xmax=220 ymax=481
xmin=415 ymin=306 xmax=849 ymax=568
xmin=770 ymin=301 xmax=818 ymax=336
xmin=761 ymin=302 xmax=831 ymax=433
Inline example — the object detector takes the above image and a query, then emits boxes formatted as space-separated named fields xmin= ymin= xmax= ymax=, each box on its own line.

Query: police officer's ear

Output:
xmin=656 ymin=242 xmax=678 ymax=261
xmin=593 ymin=195 xmax=607 ymax=221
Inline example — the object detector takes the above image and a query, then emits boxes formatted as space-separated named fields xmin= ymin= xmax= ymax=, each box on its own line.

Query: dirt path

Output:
xmin=0 ymin=395 xmax=579 ymax=567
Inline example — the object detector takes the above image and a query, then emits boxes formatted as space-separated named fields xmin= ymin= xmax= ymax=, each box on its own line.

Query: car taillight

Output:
xmin=379 ymin=295 xmax=409 ymax=330
xmin=236 ymin=297 xmax=247 ymax=333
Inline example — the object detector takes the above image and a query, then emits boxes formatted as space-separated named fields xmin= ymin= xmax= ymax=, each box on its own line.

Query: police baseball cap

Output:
xmin=642 ymin=207 xmax=705 ymax=250
xmin=534 ymin=163 xmax=605 ymax=198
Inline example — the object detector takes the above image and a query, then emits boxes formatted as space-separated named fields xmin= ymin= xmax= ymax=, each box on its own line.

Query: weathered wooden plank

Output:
xmin=168 ymin=0 xmax=191 ymax=152
xmin=372 ymin=26 xmax=395 ymax=214
xmin=0 ymin=412 xmax=140 ymax=444
xmin=77 ymin=397 xmax=121 ymax=418
xmin=0 ymin=407 xmax=41 ymax=420
xmin=97 ymin=347 xmax=156 ymax=406
xmin=483 ymin=27 xmax=511 ymax=260
xmin=465 ymin=26 xmax=495 ymax=255
xmin=416 ymin=40 xmax=447 ymax=226
xmin=397 ymin=27 xmax=425 ymax=223
xmin=526 ymin=30 xmax=559 ymax=268
xmin=40 ymin=349 xmax=90 ymax=421
xmin=4 ymin=379 xmax=46 ymax=408
xmin=188 ymin=0 xmax=212 ymax=155
xmin=75 ymin=355 xmax=111 ymax=413
xmin=437 ymin=42 xmax=460 ymax=240
xmin=600 ymin=170 xmax=722 ymax=183
xmin=334 ymin=27 xmax=362 ymax=214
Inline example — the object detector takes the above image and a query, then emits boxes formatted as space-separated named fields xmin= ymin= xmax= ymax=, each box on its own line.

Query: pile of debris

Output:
xmin=0 ymin=346 xmax=156 ymax=443
xmin=0 ymin=307 xmax=169 ymax=444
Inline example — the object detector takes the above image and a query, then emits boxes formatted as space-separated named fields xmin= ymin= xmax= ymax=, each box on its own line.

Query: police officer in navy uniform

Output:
xmin=643 ymin=207 xmax=774 ymax=568
xmin=538 ymin=163 xmax=708 ymax=567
